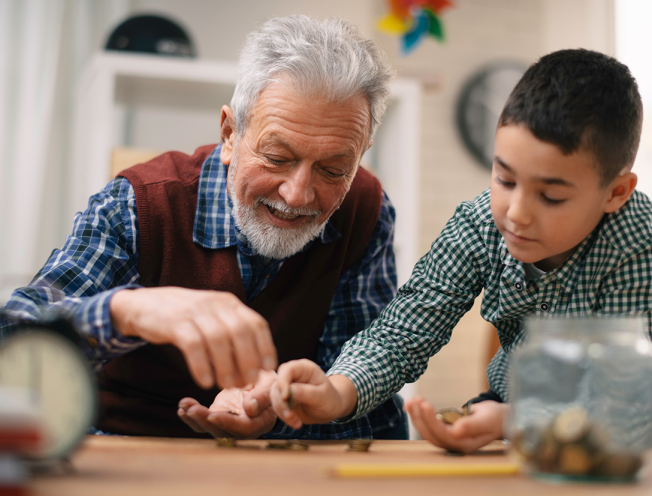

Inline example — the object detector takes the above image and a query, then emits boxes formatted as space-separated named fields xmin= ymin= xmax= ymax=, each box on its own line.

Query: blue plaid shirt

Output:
xmin=1 ymin=146 xmax=404 ymax=439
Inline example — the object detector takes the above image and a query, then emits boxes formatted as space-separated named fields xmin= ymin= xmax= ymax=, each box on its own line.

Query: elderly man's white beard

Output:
xmin=227 ymin=153 xmax=327 ymax=260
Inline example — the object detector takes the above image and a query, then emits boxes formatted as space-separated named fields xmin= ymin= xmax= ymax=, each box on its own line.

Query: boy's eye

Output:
xmin=496 ymin=177 xmax=514 ymax=187
xmin=542 ymin=195 xmax=565 ymax=205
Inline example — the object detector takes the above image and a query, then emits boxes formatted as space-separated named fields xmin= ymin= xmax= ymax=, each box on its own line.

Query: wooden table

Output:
xmin=32 ymin=436 xmax=652 ymax=496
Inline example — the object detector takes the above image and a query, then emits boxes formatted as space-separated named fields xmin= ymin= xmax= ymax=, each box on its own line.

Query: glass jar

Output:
xmin=508 ymin=316 xmax=652 ymax=482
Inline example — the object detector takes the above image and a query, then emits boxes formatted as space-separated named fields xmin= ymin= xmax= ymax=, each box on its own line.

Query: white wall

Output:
xmin=541 ymin=0 xmax=614 ymax=56
xmin=615 ymin=0 xmax=652 ymax=197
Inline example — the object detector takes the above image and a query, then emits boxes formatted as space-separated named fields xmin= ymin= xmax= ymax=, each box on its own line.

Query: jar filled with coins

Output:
xmin=508 ymin=316 xmax=652 ymax=482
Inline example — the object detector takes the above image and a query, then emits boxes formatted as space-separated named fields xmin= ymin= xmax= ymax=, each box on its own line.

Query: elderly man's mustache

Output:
xmin=256 ymin=197 xmax=322 ymax=222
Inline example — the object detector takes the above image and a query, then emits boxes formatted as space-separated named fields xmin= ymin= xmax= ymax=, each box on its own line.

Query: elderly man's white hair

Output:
xmin=230 ymin=15 xmax=395 ymax=144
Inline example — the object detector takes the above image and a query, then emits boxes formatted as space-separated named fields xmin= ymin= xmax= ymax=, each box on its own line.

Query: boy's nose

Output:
xmin=278 ymin=163 xmax=315 ymax=209
xmin=506 ymin=191 xmax=532 ymax=226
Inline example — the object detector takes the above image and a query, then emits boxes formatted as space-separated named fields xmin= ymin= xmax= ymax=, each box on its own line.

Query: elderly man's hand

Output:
xmin=405 ymin=396 xmax=507 ymax=453
xmin=110 ymin=287 xmax=277 ymax=389
xmin=178 ymin=370 xmax=277 ymax=439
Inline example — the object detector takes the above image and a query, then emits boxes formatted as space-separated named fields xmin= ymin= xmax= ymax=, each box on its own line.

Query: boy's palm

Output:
xmin=406 ymin=396 xmax=507 ymax=453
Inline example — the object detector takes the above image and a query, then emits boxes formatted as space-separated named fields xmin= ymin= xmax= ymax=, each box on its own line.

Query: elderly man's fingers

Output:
xmin=174 ymin=322 xmax=215 ymax=389
xmin=178 ymin=407 xmax=209 ymax=433
xmin=207 ymin=300 xmax=271 ymax=387
xmin=178 ymin=407 xmax=205 ymax=433
xmin=231 ymin=305 xmax=277 ymax=383
xmin=239 ymin=307 xmax=277 ymax=371
xmin=186 ymin=404 xmax=231 ymax=438
xmin=178 ymin=397 xmax=201 ymax=411
xmin=191 ymin=310 xmax=240 ymax=389
xmin=231 ymin=331 xmax=262 ymax=386
xmin=243 ymin=386 xmax=269 ymax=417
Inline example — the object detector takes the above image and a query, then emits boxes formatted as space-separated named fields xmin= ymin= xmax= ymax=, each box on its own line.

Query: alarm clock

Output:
xmin=0 ymin=313 xmax=97 ymax=461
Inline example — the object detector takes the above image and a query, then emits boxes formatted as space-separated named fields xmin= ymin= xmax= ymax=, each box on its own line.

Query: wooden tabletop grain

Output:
xmin=32 ymin=436 xmax=652 ymax=496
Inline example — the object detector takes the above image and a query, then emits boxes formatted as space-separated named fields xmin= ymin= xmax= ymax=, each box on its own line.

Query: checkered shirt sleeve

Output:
xmin=0 ymin=177 xmax=144 ymax=370
xmin=328 ymin=194 xmax=488 ymax=418
xmin=329 ymin=188 xmax=652 ymax=417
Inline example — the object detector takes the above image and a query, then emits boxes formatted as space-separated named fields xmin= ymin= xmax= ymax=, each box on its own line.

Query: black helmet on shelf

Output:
xmin=105 ymin=14 xmax=196 ymax=58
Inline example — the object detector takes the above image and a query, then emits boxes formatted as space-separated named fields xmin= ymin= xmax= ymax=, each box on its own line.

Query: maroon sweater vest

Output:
xmin=96 ymin=145 xmax=383 ymax=437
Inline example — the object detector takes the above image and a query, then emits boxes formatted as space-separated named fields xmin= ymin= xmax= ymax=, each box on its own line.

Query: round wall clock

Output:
xmin=456 ymin=62 xmax=527 ymax=169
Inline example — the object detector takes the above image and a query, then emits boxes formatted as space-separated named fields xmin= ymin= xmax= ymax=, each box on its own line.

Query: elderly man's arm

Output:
xmin=1 ymin=177 xmax=276 ymax=389
xmin=0 ymin=177 xmax=144 ymax=370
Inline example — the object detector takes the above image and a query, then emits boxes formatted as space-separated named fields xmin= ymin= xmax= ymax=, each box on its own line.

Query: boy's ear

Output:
xmin=220 ymin=105 xmax=237 ymax=165
xmin=604 ymin=171 xmax=638 ymax=213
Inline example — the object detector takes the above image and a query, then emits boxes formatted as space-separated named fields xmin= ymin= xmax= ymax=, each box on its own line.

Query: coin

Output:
xmin=287 ymin=440 xmax=309 ymax=451
xmin=552 ymin=407 xmax=589 ymax=444
xmin=287 ymin=387 xmax=295 ymax=410
xmin=266 ymin=440 xmax=309 ymax=451
xmin=594 ymin=452 xmax=642 ymax=477
xmin=436 ymin=407 xmax=464 ymax=425
xmin=558 ymin=444 xmax=592 ymax=475
xmin=347 ymin=439 xmax=373 ymax=452
xmin=216 ymin=437 xmax=237 ymax=448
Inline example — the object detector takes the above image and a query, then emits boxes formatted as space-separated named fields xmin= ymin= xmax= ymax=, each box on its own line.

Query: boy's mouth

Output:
xmin=505 ymin=230 xmax=535 ymax=243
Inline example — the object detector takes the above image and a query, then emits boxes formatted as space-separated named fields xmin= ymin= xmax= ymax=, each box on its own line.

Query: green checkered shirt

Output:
xmin=328 ymin=188 xmax=652 ymax=418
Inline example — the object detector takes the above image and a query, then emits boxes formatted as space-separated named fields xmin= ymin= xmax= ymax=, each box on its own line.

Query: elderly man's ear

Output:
xmin=220 ymin=105 xmax=237 ymax=165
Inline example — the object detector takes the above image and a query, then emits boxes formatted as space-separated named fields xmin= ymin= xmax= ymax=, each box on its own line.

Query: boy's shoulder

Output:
xmin=599 ymin=190 xmax=652 ymax=255
xmin=456 ymin=188 xmax=494 ymax=226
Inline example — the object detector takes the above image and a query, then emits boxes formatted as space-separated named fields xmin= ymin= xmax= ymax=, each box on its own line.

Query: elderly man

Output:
xmin=1 ymin=16 xmax=405 ymax=440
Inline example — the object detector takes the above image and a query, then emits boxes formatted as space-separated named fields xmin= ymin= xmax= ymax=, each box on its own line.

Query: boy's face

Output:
xmin=491 ymin=124 xmax=622 ymax=271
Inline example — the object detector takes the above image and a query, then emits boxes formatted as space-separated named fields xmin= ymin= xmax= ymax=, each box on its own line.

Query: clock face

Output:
xmin=0 ymin=330 xmax=96 ymax=460
xmin=456 ymin=63 xmax=527 ymax=169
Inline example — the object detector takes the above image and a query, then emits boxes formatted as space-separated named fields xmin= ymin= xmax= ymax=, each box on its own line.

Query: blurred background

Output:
xmin=0 ymin=0 xmax=650 ymax=432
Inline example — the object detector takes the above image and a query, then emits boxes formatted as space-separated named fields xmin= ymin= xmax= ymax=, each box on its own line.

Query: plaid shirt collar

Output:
xmin=536 ymin=192 xmax=651 ymax=294
xmin=491 ymin=190 xmax=643 ymax=295
xmin=193 ymin=145 xmax=340 ymax=253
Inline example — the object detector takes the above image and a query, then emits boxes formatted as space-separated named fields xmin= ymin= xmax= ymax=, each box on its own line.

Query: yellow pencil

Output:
xmin=331 ymin=462 xmax=521 ymax=478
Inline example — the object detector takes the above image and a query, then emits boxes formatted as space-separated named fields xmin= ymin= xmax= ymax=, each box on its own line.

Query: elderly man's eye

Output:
xmin=266 ymin=156 xmax=287 ymax=166
xmin=324 ymin=169 xmax=346 ymax=178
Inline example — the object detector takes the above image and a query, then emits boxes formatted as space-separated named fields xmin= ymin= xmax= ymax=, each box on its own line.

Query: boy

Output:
xmin=268 ymin=49 xmax=649 ymax=451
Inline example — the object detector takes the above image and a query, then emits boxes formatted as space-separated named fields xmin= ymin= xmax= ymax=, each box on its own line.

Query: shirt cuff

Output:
xmin=73 ymin=285 xmax=145 ymax=369
xmin=327 ymin=358 xmax=378 ymax=421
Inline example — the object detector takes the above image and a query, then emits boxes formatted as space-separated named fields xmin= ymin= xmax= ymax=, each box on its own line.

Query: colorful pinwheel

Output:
xmin=377 ymin=0 xmax=453 ymax=56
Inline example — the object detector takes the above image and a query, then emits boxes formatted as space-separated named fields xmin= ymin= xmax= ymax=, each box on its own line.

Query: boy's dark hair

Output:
xmin=499 ymin=49 xmax=643 ymax=186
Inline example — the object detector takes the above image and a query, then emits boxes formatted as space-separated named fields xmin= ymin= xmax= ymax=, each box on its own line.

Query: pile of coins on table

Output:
xmin=511 ymin=407 xmax=642 ymax=478
xmin=347 ymin=439 xmax=373 ymax=452
xmin=217 ymin=438 xmax=374 ymax=452
xmin=266 ymin=440 xmax=309 ymax=451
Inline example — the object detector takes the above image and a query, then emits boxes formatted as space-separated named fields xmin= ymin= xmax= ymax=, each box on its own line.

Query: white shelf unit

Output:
xmin=71 ymin=51 xmax=421 ymax=286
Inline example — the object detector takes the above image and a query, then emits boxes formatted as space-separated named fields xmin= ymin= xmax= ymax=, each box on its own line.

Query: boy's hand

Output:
xmin=270 ymin=359 xmax=358 ymax=429
xmin=405 ymin=396 xmax=507 ymax=453
xmin=177 ymin=370 xmax=277 ymax=439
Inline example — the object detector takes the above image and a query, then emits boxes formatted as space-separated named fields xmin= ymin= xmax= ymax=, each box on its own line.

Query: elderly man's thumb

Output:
xmin=244 ymin=389 xmax=271 ymax=417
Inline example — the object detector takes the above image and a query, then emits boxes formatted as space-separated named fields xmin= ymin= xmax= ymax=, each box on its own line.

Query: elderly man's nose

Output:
xmin=279 ymin=166 xmax=315 ymax=208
